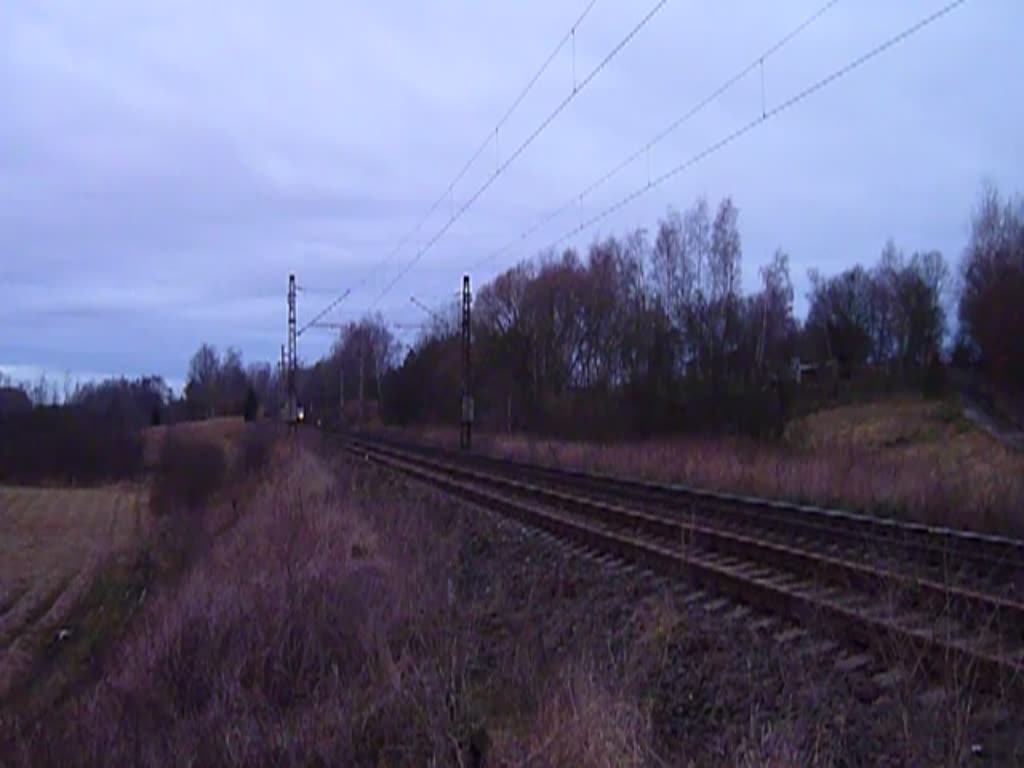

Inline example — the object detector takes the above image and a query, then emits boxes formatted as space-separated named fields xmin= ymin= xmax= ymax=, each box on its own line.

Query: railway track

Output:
xmin=358 ymin=434 xmax=1024 ymax=589
xmin=340 ymin=433 xmax=1024 ymax=697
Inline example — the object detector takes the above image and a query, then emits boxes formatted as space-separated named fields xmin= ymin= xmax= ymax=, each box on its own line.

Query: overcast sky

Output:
xmin=2 ymin=1 xmax=1021 ymax=391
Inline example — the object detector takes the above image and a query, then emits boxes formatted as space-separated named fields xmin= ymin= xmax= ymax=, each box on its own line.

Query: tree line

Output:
xmin=183 ymin=344 xmax=279 ymax=422
xmin=377 ymin=187 xmax=990 ymax=438
xmin=0 ymin=345 xmax=280 ymax=483
xmin=4 ymin=185 xmax=1019 ymax=442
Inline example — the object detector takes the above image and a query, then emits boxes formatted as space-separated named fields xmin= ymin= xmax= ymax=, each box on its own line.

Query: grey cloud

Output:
xmin=1 ymin=0 xmax=1022 ymax=382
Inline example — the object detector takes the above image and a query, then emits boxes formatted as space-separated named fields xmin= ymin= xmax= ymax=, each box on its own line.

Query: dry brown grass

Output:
xmin=1 ymin=438 xmax=660 ymax=766
xmin=488 ymin=662 xmax=651 ymax=768
xmin=788 ymin=397 xmax=1003 ymax=464
xmin=6 ymin=434 xmax=1021 ymax=765
xmin=142 ymin=417 xmax=247 ymax=470
xmin=0 ymin=420 xmax=288 ymax=749
xmin=0 ymin=485 xmax=146 ymax=596
xmin=0 ymin=483 xmax=148 ymax=700
xmin=400 ymin=396 xmax=1024 ymax=535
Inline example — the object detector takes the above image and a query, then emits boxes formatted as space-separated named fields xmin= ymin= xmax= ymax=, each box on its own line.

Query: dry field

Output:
xmin=399 ymin=395 xmax=1024 ymax=535
xmin=1 ymin=417 xmax=263 ymax=712
xmin=0 ymin=483 xmax=147 ymax=700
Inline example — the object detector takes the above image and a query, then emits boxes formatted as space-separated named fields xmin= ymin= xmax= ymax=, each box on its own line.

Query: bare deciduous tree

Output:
xmin=754 ymin=249 xmax=796 ymax=373
xmin=958 ymin=185 xmax=1024 ymax=385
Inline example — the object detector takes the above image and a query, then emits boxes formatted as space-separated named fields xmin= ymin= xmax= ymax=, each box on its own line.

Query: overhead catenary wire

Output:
xmin=307 ymin=321 xmax=425 ymax=332
xmin=297 ymin=289 xmax=351 ymax=337
xmin=410 ymin=296 xmax=448 ymax=324
xmin=529 ymin=0 xmax=970 ymax=258
xmin=470 ymin=0 xmax=843 ymax=271
xmin=298 ymin=0 xmax=601 ymax=329
xmin=372 ymin=0 xmax=602 ymax=275
xmin=369 ymin=0 xmax=673 ymax=309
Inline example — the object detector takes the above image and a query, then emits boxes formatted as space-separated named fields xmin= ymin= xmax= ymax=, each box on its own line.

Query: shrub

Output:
xmin=1 ymin=449 xmax=470 ymax=766
xmin=149 ymin=434 xmax=226 ymax=517
xmin=238 ymin=423 xmax=276 ymax=478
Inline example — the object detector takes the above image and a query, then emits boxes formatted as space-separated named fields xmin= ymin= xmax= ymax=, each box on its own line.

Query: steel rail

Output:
xmin=343 ymin=436 xmax=1024 ymax=694
xmin=354 ymin=433 xmax=1024 ymax=582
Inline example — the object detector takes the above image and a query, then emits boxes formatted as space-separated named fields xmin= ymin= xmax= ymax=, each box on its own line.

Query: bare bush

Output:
xmin=149 ymin=434 xmax=226 ymax=517
xmin=2 ymin=448 xmax=469 ymax=766
xmin=236 ymin=422 xmax=277 ymax=478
